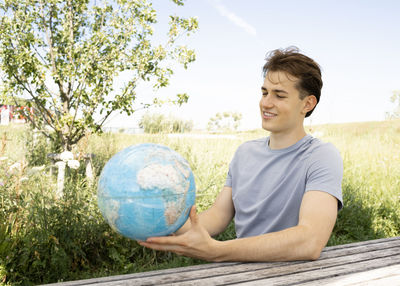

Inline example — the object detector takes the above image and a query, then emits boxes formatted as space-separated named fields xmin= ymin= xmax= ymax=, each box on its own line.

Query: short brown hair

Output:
xmin=262 ymin=46 xmax=322 ymax=117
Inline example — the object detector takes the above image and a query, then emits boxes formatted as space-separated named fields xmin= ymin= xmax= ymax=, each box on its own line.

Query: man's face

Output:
xmin=259 ymin=71 xmax=309 ymax=135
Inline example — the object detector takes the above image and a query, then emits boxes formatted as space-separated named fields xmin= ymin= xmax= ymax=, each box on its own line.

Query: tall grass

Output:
xmin=0 ymin=120 xmax=399 ymax=284
xmin=308 ymin=120 xmax=400 ymax=244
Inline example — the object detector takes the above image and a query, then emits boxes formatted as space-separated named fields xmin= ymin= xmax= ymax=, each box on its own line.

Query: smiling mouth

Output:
xmin=262 ymin=111 xmax=277 ymax=119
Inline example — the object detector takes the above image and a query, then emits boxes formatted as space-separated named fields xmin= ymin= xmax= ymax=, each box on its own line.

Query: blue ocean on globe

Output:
xmin=98 ymin=143 xmax=196 ymax=241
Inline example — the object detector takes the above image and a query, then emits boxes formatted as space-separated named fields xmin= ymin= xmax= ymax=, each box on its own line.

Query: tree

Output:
xmin=386 ymin=91 xmax=400 ymax=119
xmin=207 ymin=111 xmax=242 ymax=132
xmin=0 ymin=0 xmax=198 ymax=151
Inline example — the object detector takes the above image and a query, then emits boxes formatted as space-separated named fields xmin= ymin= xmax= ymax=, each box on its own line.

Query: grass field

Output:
xmin=0 ymin=120 xmax=399 ymax=285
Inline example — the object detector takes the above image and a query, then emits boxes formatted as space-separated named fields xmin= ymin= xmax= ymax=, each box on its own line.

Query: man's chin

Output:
xmin=261 ymin=124 xmax=275 ymax=133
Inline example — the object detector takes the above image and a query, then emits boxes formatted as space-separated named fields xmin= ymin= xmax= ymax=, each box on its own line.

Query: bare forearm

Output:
xmin=176 ymin=208 xmax=231 ymax=237
xmin=212 ymin=225 xmax=323 ymax=262
xmin=211 ymin=191 xmax=338 ymax=262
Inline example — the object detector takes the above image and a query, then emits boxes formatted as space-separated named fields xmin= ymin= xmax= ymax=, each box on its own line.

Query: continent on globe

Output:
xmin=137 ymin=163 xmax=189 ymax=225
xmin=97 ymin=143 xmax=196 ymax=241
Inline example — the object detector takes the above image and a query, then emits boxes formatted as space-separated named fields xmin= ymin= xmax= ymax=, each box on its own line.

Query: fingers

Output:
xmin=138 ymin=235 xmax=187 ymax=254
xmin=138 ymin=205 xmax=199 ymax=254
xmin=138 ymin=240 xmax=177 ymax=252
xmin=146 ymin=235 xmax=180 ymax=244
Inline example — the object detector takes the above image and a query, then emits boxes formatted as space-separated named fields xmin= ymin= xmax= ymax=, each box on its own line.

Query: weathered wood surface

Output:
xmin=46 ymin=236 xmax=400 ymax=286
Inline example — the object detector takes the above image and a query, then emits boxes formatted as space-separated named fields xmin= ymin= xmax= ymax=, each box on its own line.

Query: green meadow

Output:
xmin=0 ymin=120 xmax=399 ymax=285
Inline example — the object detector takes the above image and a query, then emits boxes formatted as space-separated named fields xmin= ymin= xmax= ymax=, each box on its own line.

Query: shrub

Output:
xmin=139 ymin=113 xmax=193 ymax=134
xmin=25 ymin=129 xmax=53 ymax=166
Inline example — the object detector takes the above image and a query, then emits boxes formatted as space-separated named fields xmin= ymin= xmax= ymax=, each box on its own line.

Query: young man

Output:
xmin=139 ymin=47 xmax=343 ymax=262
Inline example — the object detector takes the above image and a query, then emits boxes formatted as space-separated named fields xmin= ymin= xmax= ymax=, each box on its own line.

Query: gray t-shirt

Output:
xmin=225 ymin=135 xmax=343 ymax=238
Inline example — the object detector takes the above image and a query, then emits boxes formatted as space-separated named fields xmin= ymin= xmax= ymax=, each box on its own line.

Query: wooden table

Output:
xmin=49 ymin=236 xmax=400 ymax=285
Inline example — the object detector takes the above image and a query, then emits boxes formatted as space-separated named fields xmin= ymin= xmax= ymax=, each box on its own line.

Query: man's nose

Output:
xmin=260 ymin=95 xmax=274 ymax=108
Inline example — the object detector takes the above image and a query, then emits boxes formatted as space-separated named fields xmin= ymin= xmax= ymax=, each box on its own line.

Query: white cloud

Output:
xmin=211 ymin=1 xmax=257 ymax=36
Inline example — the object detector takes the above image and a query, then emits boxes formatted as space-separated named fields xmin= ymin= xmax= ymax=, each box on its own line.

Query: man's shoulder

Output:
xmin=230 ymin=137 xmax=268 ymax=162
xmin=307 ymin=136 xmax=341 ymax=157
xmin=237 ymin=137 xmax=268 ymax=152
xmin=305 ymin=137 xmax=342 ymax=169
xmin=234 ymin=135 xmax=341 ymax=161
xmin=242 ymin=137 xmax=268 ymax=145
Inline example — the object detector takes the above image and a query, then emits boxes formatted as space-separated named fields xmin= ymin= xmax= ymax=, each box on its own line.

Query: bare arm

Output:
xmin=140 ymin=190 xmax=338 ymax=262
xmin=176 ymin=186 xmax=234 ymax=237
xmin=213 ymin=190 xmax=338 ymax=261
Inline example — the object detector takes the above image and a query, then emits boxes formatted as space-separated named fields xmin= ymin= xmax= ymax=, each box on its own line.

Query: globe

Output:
xmin=98 ymin=143 xmax=196 ymax=241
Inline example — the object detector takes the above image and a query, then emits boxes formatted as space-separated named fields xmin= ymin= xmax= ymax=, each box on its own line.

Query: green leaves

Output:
xmin=0 ymin=0 xmax=198 ymax=150
xmin=171 ymin=0 xmax=186 ymax=6
xmin=169 ymin=15 xmax=198 ymax=39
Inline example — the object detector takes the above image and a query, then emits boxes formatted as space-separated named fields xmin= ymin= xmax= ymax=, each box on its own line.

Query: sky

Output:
xmin=106 ymin=0 xmax=400 ymax=130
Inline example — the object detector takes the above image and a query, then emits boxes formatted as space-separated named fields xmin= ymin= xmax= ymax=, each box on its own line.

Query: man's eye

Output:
xmin=276 ymin=95 xmax=285 ymax=99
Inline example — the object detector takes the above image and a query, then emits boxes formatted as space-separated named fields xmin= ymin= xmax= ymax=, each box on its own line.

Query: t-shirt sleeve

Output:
xmin=225 ymin=145 xmax=242 ymax=188
xmin=225 ymin=153 xmax=236 ymax=188
xmin=225 ymin=167 xmax=233 ymax=187
xmin=305 ymin=143 xmax=344 ymax=210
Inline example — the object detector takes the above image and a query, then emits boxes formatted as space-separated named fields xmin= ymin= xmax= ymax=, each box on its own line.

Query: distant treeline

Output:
xmin=139 ymin=113 xmax=194 ymax=134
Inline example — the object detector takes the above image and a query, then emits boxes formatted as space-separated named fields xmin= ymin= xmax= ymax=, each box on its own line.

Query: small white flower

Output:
xmin=0 ymin=157 xmax=8 ymax=161
xmin=67 ymin=160 xmax=80 ymax=169
xmin=60 ymin=151 xmax=74 ymax=162
xmin=19 ymin=176 xmax=29 ymax=183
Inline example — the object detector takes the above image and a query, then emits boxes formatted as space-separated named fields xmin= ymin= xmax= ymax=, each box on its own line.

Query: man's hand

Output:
xmin=138 ymin=206 xmax=221 ymax=262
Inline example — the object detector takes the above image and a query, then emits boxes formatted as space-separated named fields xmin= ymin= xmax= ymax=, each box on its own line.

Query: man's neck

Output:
xmin=269 ymin=128 xmax=307 ymax=150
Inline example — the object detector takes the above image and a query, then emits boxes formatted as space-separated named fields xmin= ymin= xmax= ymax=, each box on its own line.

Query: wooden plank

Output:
xmin=46 ymin=237 xmax=400 ymax=286
xmin=237 ymin=255 xmax=400 ymax=286
xmin=79 ymin=242 xmax=400 ymax=285
xmin=319 ymin=238 xmax=400 ymax=260
xmin=322 ymin=236 xmax=400 ymax=252
xmin=45 ymin=262 xmax=240 ymax=286
xmin=156 ymin=247 xmax=400 ymax=285
xmin=51 ymin=262 xmax=298 ymax=286
xmin=299 ymin=264 xmax=400 ymax=285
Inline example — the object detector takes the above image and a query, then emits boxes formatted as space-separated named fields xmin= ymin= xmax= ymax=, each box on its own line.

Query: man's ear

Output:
xmin=302 ymin=95 xmax=317 ymax=115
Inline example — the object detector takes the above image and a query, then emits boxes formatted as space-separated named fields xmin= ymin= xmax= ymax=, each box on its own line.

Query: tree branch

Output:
xmin=10 ymin=73 xmax=54 ymax=126
xmin=96 ymin=109 xmax=115 ymax=132
xmin=31 ymin=45 xmax=48 ymax=66
xmin=39 ymin=0 xmax=67 ymax=104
